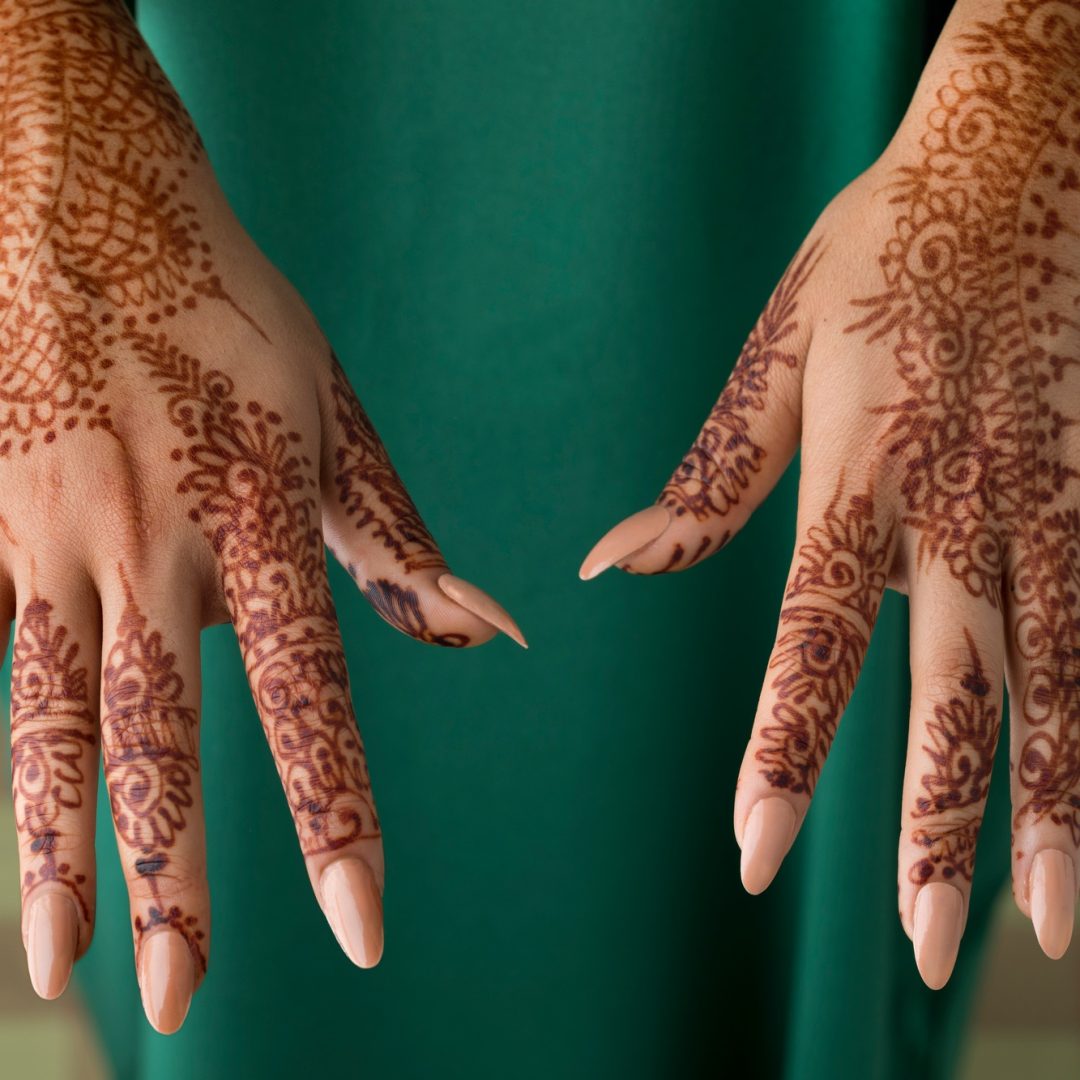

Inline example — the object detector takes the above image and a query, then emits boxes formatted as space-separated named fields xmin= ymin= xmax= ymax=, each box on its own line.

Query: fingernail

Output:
xmin=1030 ymin=849 xmax=1075 ymax=960
xmin=739 ymin=798 xmax=797 ymax=895
xmin=437 ymin=574 xmax=527 ymax=648
xmin=138 ymin=930 xmax=195 ymax=1035
xmin=26 ymin=893 xmax=78 ymax=1000
xmin=578 ymin=505 xmax=670 ymax=581
xmin=320 ymin=857 xmax=384 ymax=968
xmin=913 ymin=883 xmax=964 ymax=990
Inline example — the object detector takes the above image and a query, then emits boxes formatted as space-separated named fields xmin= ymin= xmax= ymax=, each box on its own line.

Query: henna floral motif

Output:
xmin=908 ymin=631 xmax=1001 ymax=884
xmin=101 ymin=573 xmax=205 ymax=969
xmin=658 ymin=239 xmax=823 ymax=570
xmin=756 ymin=480 xmax=894 ymax=795
xmin=844 ymin=1 xmax=1080 ymax=842
xmin=10 ymin=595 xmax=96 ymax=919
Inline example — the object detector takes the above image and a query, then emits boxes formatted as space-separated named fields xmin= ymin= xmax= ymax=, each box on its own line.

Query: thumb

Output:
xmin=318 ymin=352 xmax=526 ymax=648
xmin=580 ymin=237 xmax=823 ymax=579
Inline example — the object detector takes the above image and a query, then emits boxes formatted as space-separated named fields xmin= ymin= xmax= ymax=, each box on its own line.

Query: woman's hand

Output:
xmin=581 ymin=0 xmax=1080 ymax=988
xmin=1 ymin=0 xmax=524 ymax=1032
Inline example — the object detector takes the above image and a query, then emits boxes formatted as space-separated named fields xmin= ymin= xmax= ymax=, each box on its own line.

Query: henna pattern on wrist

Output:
xmin=101 ymin=571 xmax=204 ymax=970
xmin=844 ymin=0 xmax=1080 ymax=845
xmin=10 ymin=595 xmax=95 ymax=920
xmin=657 ymin=240 xmax=823 ymax=570
xmin=908 ymin=631 xmax=1000 ymax=885
xmin=756 ymin=479 xmax=893 ymax=795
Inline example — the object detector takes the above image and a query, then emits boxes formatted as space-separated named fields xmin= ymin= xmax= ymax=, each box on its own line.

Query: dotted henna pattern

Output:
xmin=10 ymin=594 xmax=96 ymax=920
xmin=843 ymin=1 xmax=1080 ymax=848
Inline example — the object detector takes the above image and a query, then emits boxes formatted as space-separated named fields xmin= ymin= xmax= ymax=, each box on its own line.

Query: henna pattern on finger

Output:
xmin=656 ymin=240 xmax=823 ymax=569
xmin=908 ymin=631 xmax=1001 ymax=885
xmin=10 ymin=595 xmax=95 ymax=919
xmin=756 ymin=479 xmax=894 ymax=795
xmin=101 ymin=572 xmax=205 ymax=971
xmin=844 ymin=1 xmax=1080 ymax=840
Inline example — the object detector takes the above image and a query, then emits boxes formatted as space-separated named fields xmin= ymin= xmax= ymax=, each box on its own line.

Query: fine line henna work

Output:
xmin=844 ymin=1 xmax=1080 ymax=845
xmin=656 ymin=239 xmax=824 ymax=570
xmin=908 ymin=630 xmax=1001 ymax=886
xmin=755 ymin=479 xmax=894 ymax=796
xmin=10 ymin=595 xmax=96 ymax=920
xmin=101 ymin=572 xmax=204 ymax=971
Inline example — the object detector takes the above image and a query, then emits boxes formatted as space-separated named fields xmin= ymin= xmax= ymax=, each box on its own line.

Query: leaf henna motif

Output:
xmin=10 ymin=595 xmax=96 ymax=920
xmin=844 ymin=0 xmax=1080 ymax=845
xmin=755 ymin=481 xmax=894 ymax=797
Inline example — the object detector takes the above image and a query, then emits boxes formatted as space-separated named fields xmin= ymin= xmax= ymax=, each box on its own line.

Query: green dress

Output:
xmin=75 ymin=1 xmax=1009 ymax=1077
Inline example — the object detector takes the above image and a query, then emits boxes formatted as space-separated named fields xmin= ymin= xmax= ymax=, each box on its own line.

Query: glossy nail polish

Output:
xmin=578 ymin=505 xmax=671 ymax=581
xmin=320 ymin=858 xmax=384 ymax=968
xmin=913 ymin=883 xmax=964 ymax=990
xmin=437 ymin=574 xmax=528 ymax=648
xmin=739 ymin=797 xmax=797 ymax=895
xmin=1030 ymin=849 xmax=1075 ymax=960
xmin=26 ymin=893 xmax=78 ymax=1000
xmin=138 ymin=930 xmax=195 ymax=1035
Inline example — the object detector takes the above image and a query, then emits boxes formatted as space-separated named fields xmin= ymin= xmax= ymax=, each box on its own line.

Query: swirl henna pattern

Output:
xmin=843 ymin=1 xmax=1080 ymax=850
xmin=101 ymin=573 xmax=205 ymax=969
xmin=908 ymin=631 xmax=1002 ymax=885
xmin=657 ymin=239 xmax=824 ymax=570
xmin=10 ymin=595 xmax=96 ymax=920
xmin=756 ymin=481 xmax=894 ymax=796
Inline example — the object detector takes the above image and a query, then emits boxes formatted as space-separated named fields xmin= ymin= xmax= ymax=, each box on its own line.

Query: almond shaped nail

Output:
xmin=913 ymin=882 xmax=964 ymax=990
xmin=26 ymin=893 xmax=78 ymax=1000
xmin=320 ymin=857 xmax=384 ymax=968
xmin=1030 ymin=849 xmax=1075 ymax=960
xmin=436 ymin=574 xmax=527 ymax=648
xmin=740 ymin=797 xmax=797 ymax=895
xmin=578 ymin=505 xmax=671 ymax=581
xmin=138 ymin=930 xmax=195 ymax=1035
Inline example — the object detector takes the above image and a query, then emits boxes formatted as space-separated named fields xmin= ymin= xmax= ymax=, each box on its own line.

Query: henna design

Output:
xmin=756 ymin=480 xmax=894 ymax=795
xmin=657 ymin=239 xmax=823 ymax=569
xmin=328 ymin=353 xmax=445 ymax=574
xmin=10 ymin=595 xmax=95 ymax=919
xmin=844 ymin=1 xmax=1080 ymax=840
xmin=908 ymin=631 xmax=1001 ymax=885
xmin=361 ymin=579 xmax=468 ymax=647
xmin=0 ymin=0 xmax=255 ymax=456
xmin=101 ymin=572 xmax=205 ymax=970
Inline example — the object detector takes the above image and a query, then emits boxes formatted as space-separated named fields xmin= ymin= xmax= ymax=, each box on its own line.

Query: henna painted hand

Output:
xmin=2 ymin=0 xmax=525 ymax=1033
xmin=581 ymin=0 xmax=1080 ymax=989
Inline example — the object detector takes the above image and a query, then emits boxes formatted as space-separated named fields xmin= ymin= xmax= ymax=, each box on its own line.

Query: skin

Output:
xmin=582 ymin=0 xmax=1080 ymax=987
xmin=1 ymin=0 xmax=524 ymax=1032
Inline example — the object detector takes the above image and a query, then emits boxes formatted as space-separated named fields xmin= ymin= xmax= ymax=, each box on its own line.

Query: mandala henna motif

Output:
xmin=842 ymin=0 xmax=1080 ymax=845
xmin=908 ymin=631 xmax=1001 ymax=885
xmin=10 ymin=595 xmax=96 ymax=919
xmin=657 ymin=239 xmax=823 ymax=570
xmin=756 ymin=480 xmax=894 ymax=796
xmin=101 ymin=572 xmax=205 ymax=969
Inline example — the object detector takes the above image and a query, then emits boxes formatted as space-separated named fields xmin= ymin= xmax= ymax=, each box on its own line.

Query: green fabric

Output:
xmin=71 ymin=2 xmax=1010 ymax=1078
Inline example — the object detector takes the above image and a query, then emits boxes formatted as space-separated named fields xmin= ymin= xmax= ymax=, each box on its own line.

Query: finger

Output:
xmin=1007 ymin=530 xmax=1080 ymax=959
xmin=732 ymin=472 xmax=896 ymax=893
xmin=10 ymin=574 xmax=98 ymax=1001
xmin=317 ymin=352 xmax=525 ymax=648
xmin=898 ymin=568 xmax=1004 ymax=990
xmin=579 ymin=238 xmax=825 ymax=580
xmin=99 ymin=566 xmax=206 ymax=1035
xmin=225 ymin=499 xmax=385 ymax=971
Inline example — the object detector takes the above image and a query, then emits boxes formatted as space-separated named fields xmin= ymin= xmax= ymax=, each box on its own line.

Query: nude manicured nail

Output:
xmin=739 ymin=797 xmax=797 ymax=895
xmin=578 ymin=505 xmax=671 ymax=581
xmin=138 ymin=930 xmax=194 ymax=1035
xmin=1030 ymin=849 xmax=1075 ymax=960
xmin=320 ymin=858 xmax=384 ymax=968
xmin=437 ymin=574 xmax=528 ymax=648
xmin=26 ymin=893 xmax=78 ymax=1000
xmin=913 ymin=883 xmax=964 ymax=990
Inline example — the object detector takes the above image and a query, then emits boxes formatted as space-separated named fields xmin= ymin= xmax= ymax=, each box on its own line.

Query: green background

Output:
xmin=74 ymin=2 xmax=1011 ymax=1077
